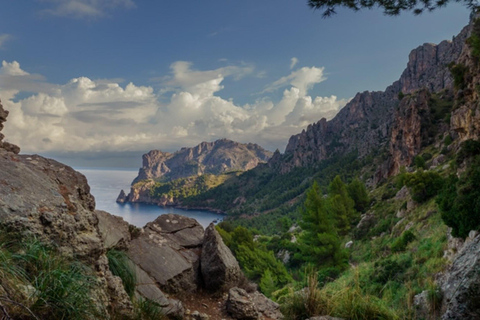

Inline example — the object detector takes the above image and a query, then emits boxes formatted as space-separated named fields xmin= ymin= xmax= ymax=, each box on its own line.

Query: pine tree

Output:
xmin=296 ymin=181 xmax=347 ymax=268
xmin=347 ymin=177 xmax=370 ymax=213
xmin=259 ymin=269 xmax=276 ymax=297
xmin=327 ymin=175 xmax=357 ymax=235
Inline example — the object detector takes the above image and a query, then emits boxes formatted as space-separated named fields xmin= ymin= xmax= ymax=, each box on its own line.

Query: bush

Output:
xmin=438 ymin=156 xmax=480 ymax=238
xmin=456 ymin=139 xmax=480 ymax=165
xmin=372 ymin=257 xmax=411 ymax=285
xmin=390 ymin=230 xmax=416 ymax=253
xmin=414 ymin=156 xmax=426 ymax=169
xmin=448 ymin=62 xmax=469 ymax=90
xmin=404 ymin=170 xmax=443 ymax=203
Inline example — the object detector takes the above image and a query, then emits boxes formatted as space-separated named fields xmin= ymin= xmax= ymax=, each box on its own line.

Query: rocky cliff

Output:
xmin=271 ymin=21 xmax=471 ymax=179
xmin=134 ymin=139 xmax=272 ymax=183
xmin=0 ymin=100 xmax=281 ymax=320
xmin=119 ymin=139 xmax=272 ymax=205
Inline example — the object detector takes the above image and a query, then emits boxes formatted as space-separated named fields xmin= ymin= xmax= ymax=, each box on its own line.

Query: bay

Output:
xmin=77 ymin=168 xmax=224 ymax=228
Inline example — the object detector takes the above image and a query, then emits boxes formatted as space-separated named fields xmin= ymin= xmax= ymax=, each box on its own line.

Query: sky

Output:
xmin=0 ymin=0 xmax=472 ymax=167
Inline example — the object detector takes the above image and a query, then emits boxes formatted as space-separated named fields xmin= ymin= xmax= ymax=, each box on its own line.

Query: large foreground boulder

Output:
xmin=127 ymin=214 xmax=204 ymax=293
xmin=441 ymin=234 xmax=480 ymax=319
xmin=201 ymin=223 xmax=243 ymax=291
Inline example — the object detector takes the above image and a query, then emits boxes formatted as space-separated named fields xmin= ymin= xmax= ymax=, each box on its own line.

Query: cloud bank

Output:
xmin=0 ymin=60 xmax=348 ymax=154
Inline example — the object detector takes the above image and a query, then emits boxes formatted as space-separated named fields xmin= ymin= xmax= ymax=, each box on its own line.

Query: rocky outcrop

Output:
xmin=0 ymin=150 xmax=133 ymax=316
xmin=127 ymin=214 xmax=204 ymax=294
xmin=116 ymin=190 xmax=128 ymax=203
xmin=201 ymin=223 xmax=243 ymax=291
xmin=133 ymin=139 xmax=272 ymax=184
xmin=441 ymin=234 xmax=480 ymax=319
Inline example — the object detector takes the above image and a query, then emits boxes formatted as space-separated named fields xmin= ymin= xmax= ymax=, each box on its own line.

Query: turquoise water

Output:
xmin=77 ymin=168 xmax=224 ymax=228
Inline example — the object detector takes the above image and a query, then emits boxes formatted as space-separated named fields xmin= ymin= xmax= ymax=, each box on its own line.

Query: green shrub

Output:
xmin=404 ymin=170 xmax=443 ymax=203
xmin=438 ymin=156 xmax=480 ymax=238
xmin=448 ymin=62 xmax=469 ymax=90
xmin=414 ymin=156 xmax=426 ymax=169
xmin=372 ymin=257 xmax=411 ymax=285
xmin=390 ymin=230 xmax=416 ymax=253
xmin=443 ymin=134 xmax=453 ymax=146
xmin=107 ymin=249 xmax=136 ymax=298
xmin=456 ymin=139 xmax=480 ymax=165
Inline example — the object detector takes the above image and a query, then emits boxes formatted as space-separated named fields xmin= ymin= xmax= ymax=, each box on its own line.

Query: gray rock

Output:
xmin=441 ymin=234 xmax=480 ymax=319
xmin=251 ymin=291 xmax=283 ymax=320
xmin=395 ymin=186 xmax=410 ymax=200
xmin=226 ymin=287 xmax=260 ymax=320
xmin=96 ymin=210 xmax=131 ymax=249
xmin=127 ymin=214 xmax=204 ymax=293
xmin=201 ymin=223 xmax=242 ymax=292
xmin=354 ymin=213 xmax=376 ymax=239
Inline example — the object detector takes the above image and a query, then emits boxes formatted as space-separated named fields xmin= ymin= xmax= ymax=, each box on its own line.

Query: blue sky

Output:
xmin=0 ymin=0 xmax=471 ymax=167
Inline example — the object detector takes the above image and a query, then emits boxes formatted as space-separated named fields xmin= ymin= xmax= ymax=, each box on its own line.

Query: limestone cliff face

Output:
xmin=387 ymin=90 xmax=433 ymax=176
xmin=449 ymin=19 xmax=480 ymax=143
xmin=274 ymin=22 xmax=470 ymax=177
xmin=134 ymin=138 xmax=272 ymax=183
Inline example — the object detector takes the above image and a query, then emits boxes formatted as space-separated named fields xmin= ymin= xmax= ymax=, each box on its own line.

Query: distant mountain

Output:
xmin=117 ymin=139 xmax=273 ymax=204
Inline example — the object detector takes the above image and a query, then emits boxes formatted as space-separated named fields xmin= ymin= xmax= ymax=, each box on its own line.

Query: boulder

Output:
xmin=201 ymin=223 xmax=242 ymax=291
xmin=251 ymin=291 xmax=283 ymax=320
xmin=441 ymin=234 xmax=480 ymax=319
xmin=354 ymin=213 xmax=376 ymax=239
xmin=226 ymin=287 xmax=260 ymax=320
xmin=226 ymin=287 xmax=283 ymax=320
xmin=127 ymin=214 xmax=204 ymax=293
xmin=96 ymin=210 xmax=131 ymax=249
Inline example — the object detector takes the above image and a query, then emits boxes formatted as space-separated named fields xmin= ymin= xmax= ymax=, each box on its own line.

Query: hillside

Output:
xmin=181 ymin=18 xmax=474 ymax=233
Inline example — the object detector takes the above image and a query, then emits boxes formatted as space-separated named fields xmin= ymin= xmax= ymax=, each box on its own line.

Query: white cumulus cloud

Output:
xmin=0 ymin=60 xmax=349 ymax=155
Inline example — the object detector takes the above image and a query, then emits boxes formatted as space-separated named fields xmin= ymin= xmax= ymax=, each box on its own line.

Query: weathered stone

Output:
xmin=251 ymin=291 xmax=283 ymax=320
xmin=441 ymin=234 xmax=480 ymax=319
xmin=395 ymin=186 xmax=410 ymax=200
xmin=354 ymin=213 xmax=376 ymax=239
xmin=96 ymin=210 xmax=131 ymax=249
xmin=226 ymin=287 xmax=260 ymax=320
xmin=127 ymin=214 xmax=203 ymax=293
xmin=201 ymin=223 xmax=242 ymax=292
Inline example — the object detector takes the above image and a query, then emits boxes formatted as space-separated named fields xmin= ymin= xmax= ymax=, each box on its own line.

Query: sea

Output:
xmin=76 ymin=168 xmax=225 ymax=228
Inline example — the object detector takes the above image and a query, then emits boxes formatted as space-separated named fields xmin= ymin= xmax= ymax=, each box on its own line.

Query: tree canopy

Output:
xmin=308 ymin=0 xmax=479 ymax=17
